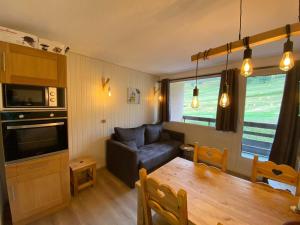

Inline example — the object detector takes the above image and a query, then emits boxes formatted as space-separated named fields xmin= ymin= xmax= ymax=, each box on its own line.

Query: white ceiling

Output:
xmin=0 ymin=0 xmax=299 ymax=75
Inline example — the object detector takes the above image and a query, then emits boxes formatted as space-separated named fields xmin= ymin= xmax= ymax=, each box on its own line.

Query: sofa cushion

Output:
xmin=121 ymin=140 xmax=138 ymax=151
xmin=159 ymin=131 xmax=171 ymax=142
xmin=114 ymin=126 xmax=145 ymax=147
xmin=138 ymin=140 xmax=181 ymax=171
xmin=145 ymin=124 xmax=163 ymax=144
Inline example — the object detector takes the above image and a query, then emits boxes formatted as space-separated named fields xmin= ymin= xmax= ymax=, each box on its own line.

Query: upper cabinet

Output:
xmin=0 ymin=41 xmax=67 ymax=87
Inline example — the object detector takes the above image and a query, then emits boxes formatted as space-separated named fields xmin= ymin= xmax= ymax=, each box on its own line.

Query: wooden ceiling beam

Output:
xmin=191 ymin=22 xmax=300 ymax=62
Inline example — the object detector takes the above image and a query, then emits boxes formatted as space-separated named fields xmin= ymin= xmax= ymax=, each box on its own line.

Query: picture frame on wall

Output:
xmin=127 ymin=88 xmax=140 ymax=104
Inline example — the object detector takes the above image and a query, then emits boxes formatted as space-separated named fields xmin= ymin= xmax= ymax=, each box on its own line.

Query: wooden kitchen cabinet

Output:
xmin=0 ymin=41 xmax=8 ymax=83
xmin=0 ymin=41 xmax=67 ymax=87
xmin=5 ymin=151 xmax=70 ymax=225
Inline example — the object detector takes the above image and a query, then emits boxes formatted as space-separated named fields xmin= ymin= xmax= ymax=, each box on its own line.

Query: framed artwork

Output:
xmin=127 ymin=88 xmax=140 ymax=104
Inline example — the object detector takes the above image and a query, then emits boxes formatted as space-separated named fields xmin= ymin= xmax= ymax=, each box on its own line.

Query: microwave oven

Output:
xmin=1 ymin=84 xmax=66 ymax=110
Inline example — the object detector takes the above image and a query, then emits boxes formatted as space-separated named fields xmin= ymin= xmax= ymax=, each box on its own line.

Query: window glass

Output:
xmin=170 ymin=76 xmax=221 ymax=127
xmin=241 ymin=74 xmax=286 ymax=160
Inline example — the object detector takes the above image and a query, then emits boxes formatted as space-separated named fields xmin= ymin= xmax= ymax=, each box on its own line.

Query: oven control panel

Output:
xmin=0 ymin=111 xmax=67 ymax=121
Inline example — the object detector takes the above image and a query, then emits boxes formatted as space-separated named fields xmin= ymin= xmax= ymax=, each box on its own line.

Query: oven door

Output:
xmin=2 ymin=118 xmax=68 ymax=162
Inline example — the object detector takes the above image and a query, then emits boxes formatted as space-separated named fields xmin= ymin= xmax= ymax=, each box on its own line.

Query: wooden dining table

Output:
xmin=136 ymin=157 xmax=300 ymax=225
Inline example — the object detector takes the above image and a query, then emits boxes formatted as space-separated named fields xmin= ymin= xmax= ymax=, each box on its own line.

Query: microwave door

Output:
xmin=4 ymin=84 xmax=47 ymax=108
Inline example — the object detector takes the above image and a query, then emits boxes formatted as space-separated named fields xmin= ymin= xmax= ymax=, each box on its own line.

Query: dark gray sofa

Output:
xmin=106 ymin=124 xmax=184 ymax=188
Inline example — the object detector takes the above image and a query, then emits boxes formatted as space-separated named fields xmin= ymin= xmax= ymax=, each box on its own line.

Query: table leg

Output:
xmin=137 ymin=185 xmax=145 ymax=225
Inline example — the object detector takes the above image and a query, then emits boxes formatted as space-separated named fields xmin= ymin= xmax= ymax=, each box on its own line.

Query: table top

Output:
xmin=137 ymin=157 xmax=300 ymax=225
xmin=69 ymin=157 xmax=96 ymax=171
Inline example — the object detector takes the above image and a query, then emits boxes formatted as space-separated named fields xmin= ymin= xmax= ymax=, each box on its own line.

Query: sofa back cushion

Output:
xmin=145 ymin=124 xmax=163 ymax=144
xmin=114 ymin=126 xmax=145 ymax=147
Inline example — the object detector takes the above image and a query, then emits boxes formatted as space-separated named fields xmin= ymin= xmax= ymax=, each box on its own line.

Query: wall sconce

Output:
xmin=153 ymin=86 xmax=162 ymax=102
xmin=102 ymin=77 xmax=111 ymax=97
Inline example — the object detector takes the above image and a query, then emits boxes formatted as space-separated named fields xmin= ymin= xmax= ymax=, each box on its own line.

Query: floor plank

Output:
xmin=29 ymin=169 xmax=137 ymax=225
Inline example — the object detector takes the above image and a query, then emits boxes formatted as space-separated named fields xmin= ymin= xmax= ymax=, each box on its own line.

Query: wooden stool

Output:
xmin=69 ymin=157 xmax=97 ymax=195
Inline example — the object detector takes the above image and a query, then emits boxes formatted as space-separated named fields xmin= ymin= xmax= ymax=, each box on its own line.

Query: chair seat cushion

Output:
xmin=138 ymin=140 xmax=181 ymax=171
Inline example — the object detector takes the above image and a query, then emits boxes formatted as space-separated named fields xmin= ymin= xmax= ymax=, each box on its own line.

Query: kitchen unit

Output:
xmin=0 ymin=41 xmax=66 ymax=87
xmin=5 ymin=151 xmax=70 ymax=225
xmin=0 ymin=40 xmax=70 ymax=225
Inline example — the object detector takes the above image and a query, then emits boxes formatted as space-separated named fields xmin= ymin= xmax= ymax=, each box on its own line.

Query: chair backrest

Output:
xmin=193 ymin=145 xmax=228 ymax=172
xmin=139 ymin=168 xmax=188 ymax=225
xmin=251 ymin=155 xmax=300 ymax=196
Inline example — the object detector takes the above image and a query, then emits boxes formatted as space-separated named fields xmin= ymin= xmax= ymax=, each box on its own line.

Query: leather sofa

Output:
xmin=106 ymin=124 xmax=184 ymax=188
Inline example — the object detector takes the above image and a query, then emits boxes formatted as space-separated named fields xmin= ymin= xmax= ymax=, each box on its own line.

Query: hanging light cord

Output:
xmin=225 ymin=43 xmax=232 ymax=85
xmin=195 ymin=53 xmax=200 ymax=87
xmin=243 ymin=36 xmax=250 ymax=49
xmin=286 ymin=24 xmax=291 ymax=40
xmin=239 ymin=0 xmax=243 ymax=40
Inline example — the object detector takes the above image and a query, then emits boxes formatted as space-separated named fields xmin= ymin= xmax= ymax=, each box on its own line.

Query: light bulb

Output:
xmin=191 ymin=96 xmax=200 ymax=108
xmin=219 ymin=92 xmax=230 ymax=108
xmin=279 ymin=37 xmax=294 ymax=72
xmin=191 ymin=86 xmax=199 ymax=108
xmin=108 ymin=86 xmax=111 ymax=97
xmin=240 ymin=47 xmax=253 ymax=77
xmin=158 ymin=95 xmax=162 ymax=102
xmin=241 ymin=58 xmax=253 ymax=77
xmin=279 ymin=51 xmax=294 ymax=71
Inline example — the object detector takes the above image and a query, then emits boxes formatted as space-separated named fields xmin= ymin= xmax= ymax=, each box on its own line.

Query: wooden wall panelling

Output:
xmin=67 ymin=53 xmax=158 ymax=167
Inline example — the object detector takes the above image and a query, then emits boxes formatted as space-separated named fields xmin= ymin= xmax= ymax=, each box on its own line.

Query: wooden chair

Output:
xmin=193 ymin=144 xmax=228 ymax=172
xmin=139 ymin=168 xmax=188 ymax=225
xmin=251 ymin=155 xmax=300 ymax=196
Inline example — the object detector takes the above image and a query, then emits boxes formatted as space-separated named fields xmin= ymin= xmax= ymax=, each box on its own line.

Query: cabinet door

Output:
xmin=1 ymin=42 xmax=67 ymax=87
xmin=8 ymin=173 xmax=64 ymax=223
xmin=0 ymin=41 xmax=8 ymax=82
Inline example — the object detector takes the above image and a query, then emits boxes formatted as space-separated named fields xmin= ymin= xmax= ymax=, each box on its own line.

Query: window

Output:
xmin=241 ymin=74 xmax=286 ymax=161
xmin=169 ymin=76 xmax=221 ymax=127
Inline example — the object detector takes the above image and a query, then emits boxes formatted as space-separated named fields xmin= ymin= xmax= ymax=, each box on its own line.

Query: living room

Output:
xmin=0 ymin=0 xmax=300 ymax=225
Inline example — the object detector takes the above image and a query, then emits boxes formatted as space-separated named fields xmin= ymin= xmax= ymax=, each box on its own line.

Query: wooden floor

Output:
xmin=30 ymin=169 xmax=137 ymax=225
xmin=28 ymin=165 xmax=295 ymax=225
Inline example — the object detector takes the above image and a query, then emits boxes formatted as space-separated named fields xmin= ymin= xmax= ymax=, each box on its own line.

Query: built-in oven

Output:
xmin=1 ymin=110 xmax=68 ymax=162
xmin=0 ymin=83 xmax=66 ymax=110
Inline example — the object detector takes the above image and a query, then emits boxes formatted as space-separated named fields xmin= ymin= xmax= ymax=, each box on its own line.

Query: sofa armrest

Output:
xmin=106 ymin=139 xmax=139 ymax=188
xmin=163 ymin=129 xmax=185 ymax=143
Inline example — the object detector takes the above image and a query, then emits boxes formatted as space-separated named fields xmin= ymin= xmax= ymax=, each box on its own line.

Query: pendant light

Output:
xmin=240 ymin=37 xmax=253 ymax=77
xmin=279 ymin=24 xmax=295 ymax=71
xmin=191 ymin=54 xmax=200 ymax=108
xmin=219 ymin=43 xmax=231 ymax=108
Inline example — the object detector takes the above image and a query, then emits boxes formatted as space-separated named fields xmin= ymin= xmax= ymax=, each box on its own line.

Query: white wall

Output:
xmin=161 ymin=55 xmax=297 ymax=177
xmin=67 ymin=52 xmax=158 ymax=168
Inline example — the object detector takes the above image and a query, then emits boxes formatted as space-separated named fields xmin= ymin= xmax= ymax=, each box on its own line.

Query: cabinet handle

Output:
xmin=11 ymin=186 xmax=15 ymax=201
xmin=2 ymin=52 xmax=5 ymax=72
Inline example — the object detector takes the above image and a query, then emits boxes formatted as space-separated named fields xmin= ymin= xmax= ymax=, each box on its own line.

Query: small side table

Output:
xmin=69 ymin=157 xmax=97 ymax=196
xmin=180 ymin=144 xmax=194 ymax=161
